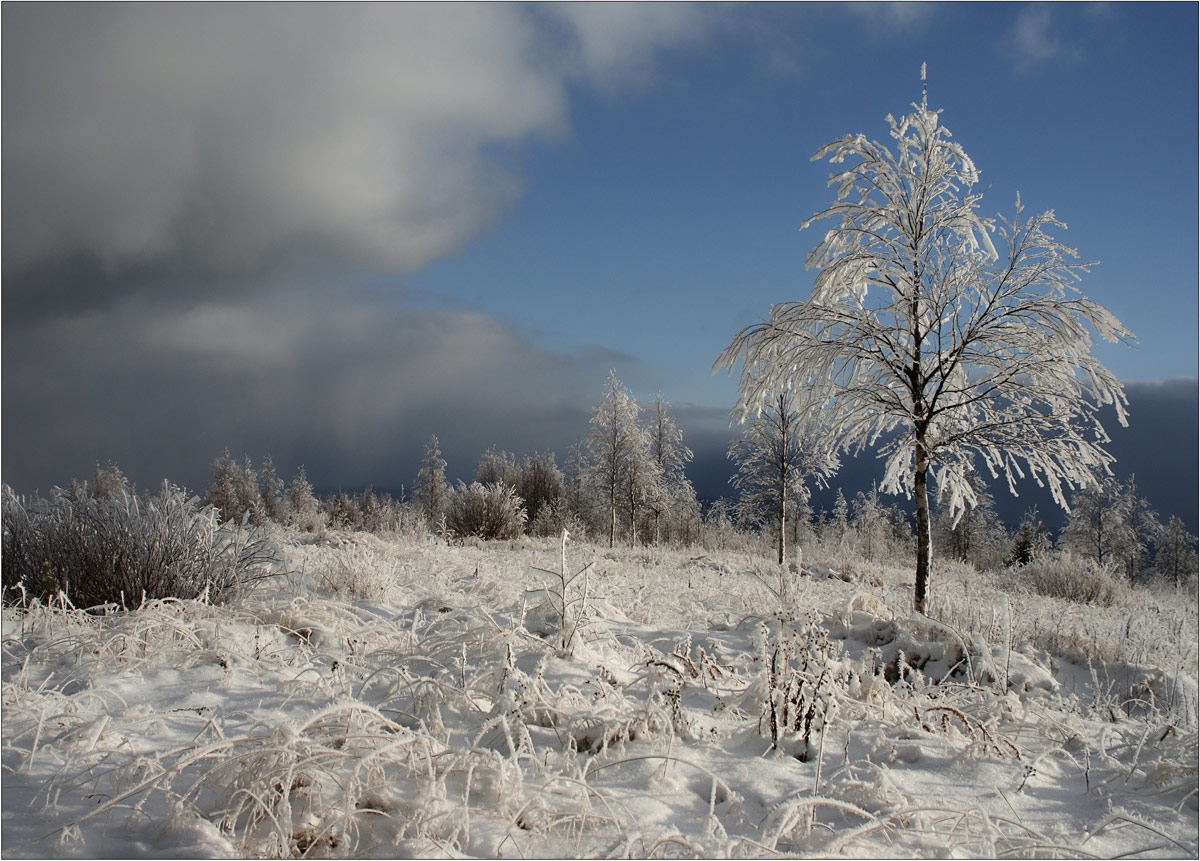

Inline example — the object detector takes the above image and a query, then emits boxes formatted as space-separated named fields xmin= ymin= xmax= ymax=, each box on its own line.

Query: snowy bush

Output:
xmin=446 ymin=481 xmax=527 ymax=540
xmin=2 ymin=481 xmax=279 ymax=608
xmin=1014 ymin=549 xmax=1126 ymax=607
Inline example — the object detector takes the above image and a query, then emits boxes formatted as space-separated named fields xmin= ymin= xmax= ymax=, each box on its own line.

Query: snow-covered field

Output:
xmin=3 ymin=529 xmax=1197 ymax=858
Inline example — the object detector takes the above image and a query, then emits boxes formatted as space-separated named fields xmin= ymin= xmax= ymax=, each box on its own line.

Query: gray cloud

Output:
xmin=3 ymin=4 xmax=706 ymax=299
xmin=4 ymin=7 xmax=540 ymax=280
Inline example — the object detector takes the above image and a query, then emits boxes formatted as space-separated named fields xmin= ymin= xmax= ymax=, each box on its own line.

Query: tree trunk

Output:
xmin=777 ymin=392 xmax=789 ymax=568
xmin=609 ymin=481 xmax=617 ymax=548
xmin=913 ymin=439 xmax=932 ymax=614
xmin=777 ymin=481 xmax=787 ymax=567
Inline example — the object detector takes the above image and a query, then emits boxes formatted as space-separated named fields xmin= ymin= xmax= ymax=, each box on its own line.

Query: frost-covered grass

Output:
xmin=3 ymin=530 xmax=1196 ymax=858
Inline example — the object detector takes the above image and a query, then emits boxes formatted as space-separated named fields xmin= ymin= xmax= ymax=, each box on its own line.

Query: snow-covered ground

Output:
xmin=3 ymin=529 xmax=1197 ymax=858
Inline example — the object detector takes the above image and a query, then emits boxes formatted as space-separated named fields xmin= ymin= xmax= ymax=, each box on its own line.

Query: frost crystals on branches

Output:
xmin=715 ymin=71 xmax=1133 ymax=614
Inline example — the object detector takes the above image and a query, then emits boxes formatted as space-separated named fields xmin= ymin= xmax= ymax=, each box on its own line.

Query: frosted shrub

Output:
xmin=528 ymin=497 xmax=587 ymax=540
xmin=2 ymin=481 xmax=279 ymax=607
xmin=1015 ymin=550 xmax=1125 ymax=607
xmin=446 ymin=481 xmax=527 ymax=541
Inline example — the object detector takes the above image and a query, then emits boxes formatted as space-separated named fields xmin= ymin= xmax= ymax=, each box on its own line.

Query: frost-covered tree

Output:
xmin=1060 ymin=472 xmax=1160 ymax=580
xmin=1156 ymin=515 xmax=1198 ymax=590
xmin=89 ymin=461 xmax=130 ymax=500
xmin=286 ymin=466 xmax=322 ymax=532
xmin=826 ymin=489 xmax=851 ymax=558
xmin=415 ymin=434 xmax=449 ymax=526
xmin=933 ymin=470 xmax=1004 ymax=569
xmin=622 ymin=429 xmax=662 ymax=547
xmin=1059 ymin=470 xmax=1134 ymax=570
xmin=475 ymin=446 xmax=518 ymax=488
xmin=728 ymin=391 xmax=836 ymax=566
xmin=258 ymin=455 xmax=285 ymax=523
xmin=852 ymin=484 xmax=891 ymax=563
xmin=560 ymin=442 xmax=595 ymax=537
xmin=1009 ymin=506 xmax=1051 ymax=567
xmin=203 ymin=450 xmax=263 ymax=525
xmin=716 ymin=72 xmax=1132 ymax=613
xmin=515 ymin=451 xmax=562 ymax=527
xmin=586 ymin=371 xmax=652 ymax=547
xmin=326 ymin=490 xmax=362 ymax=531
xmin=646 ymin=390 xmax=696 ymax=544
xmin=1118 ymin=475 xmax=1161 ymax=581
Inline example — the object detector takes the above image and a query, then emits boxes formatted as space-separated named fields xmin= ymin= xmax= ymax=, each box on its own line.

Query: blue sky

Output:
xmin=4 ymin=2 xmax=1197 ymax=526
xmin=405 ymin=3 xmax=1197 ymax=401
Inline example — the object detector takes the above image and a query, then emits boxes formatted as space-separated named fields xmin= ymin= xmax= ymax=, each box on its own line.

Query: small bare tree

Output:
xmin=415 ymin=434 xmax=449 ymax=526
xmin=728 ymin=391 xmax=836 ymax=567
xmin=716 ymin=70 xmax=1132 ymax=614
xmin=646 ymin=390 xmax=694 ymax=545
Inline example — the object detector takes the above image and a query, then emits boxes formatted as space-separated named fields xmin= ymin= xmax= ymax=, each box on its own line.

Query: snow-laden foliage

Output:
xmin=1016 ymin=549 xmax=1128 ymax=607
xmin=932 ymin=471 xmax=1008 ymax=570
xmin=284 ymin=466 xmax=323 ymax=533
xmin=646 ymin=391 xmax=699 ymax=546
xmin=414 ymin=434 xmax=449 ymax=526
xmin=202 ymin=450 xmax=265 ymax=526
xmin=1156 ymin=515 xmax=1199 ymax=591
xmin=1060 ymin=473 xmax=1163 ymax=584
xmin=716 ymin=78 xmax=1133 ymax=613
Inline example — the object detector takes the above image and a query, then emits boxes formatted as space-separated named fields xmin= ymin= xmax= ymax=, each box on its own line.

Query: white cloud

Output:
xmin=1005 ymin=5 xmax=1083 ymax=74
xmin=545 ymin=2 xmax=706 ymax=90
xmin=844 ymin=2 xmax=938 ymax=37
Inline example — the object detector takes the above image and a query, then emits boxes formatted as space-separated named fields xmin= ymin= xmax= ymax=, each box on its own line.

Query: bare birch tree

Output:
xmin=716 ymin=71 xmax=1132 ymax=613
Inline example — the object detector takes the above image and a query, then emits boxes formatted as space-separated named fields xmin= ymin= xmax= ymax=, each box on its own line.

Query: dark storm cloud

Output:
xmin=1106 ymin=378 xmax=1198 ymax=528
xmin=950 ymin=378 xmax=1199 ymax=530
xmin=2 ymin=282 xmax=605 ymax=494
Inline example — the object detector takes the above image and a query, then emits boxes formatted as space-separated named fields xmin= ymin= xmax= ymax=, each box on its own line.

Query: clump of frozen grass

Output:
xmin=1015 ymin=550 xmax=1127 ymax=607
xmin=304 ymin=543 xmax=398 ymax=601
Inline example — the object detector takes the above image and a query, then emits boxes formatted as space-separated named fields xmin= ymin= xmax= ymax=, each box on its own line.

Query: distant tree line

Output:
xmin=187 ymin=371 xmax=1196 ymax=594
xmin=62 ymin=369 xmax=1141 ymax=600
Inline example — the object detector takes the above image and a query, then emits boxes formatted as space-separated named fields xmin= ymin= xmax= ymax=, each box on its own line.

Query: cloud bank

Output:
xmin=3 ymin=4 xmax=707 ymax=492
